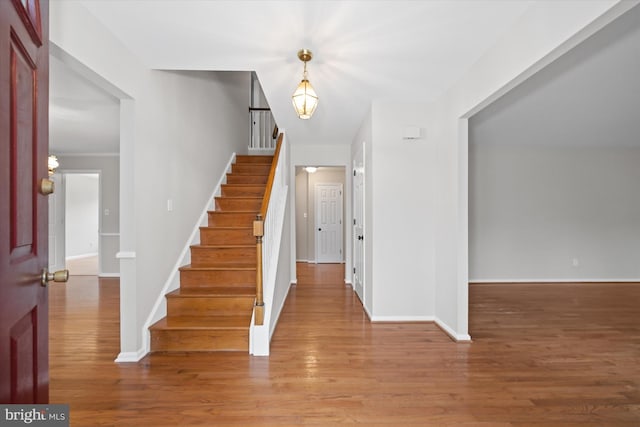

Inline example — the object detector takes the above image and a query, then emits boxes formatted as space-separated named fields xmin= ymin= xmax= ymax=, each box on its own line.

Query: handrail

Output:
xmin=259 ymin=133 xmax=283 ymax=220
xmin=253 ymin=133 xmax=283 ymax=326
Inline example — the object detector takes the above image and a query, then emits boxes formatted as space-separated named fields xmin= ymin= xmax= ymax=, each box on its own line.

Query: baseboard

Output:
xmin=66 ymin=252 xmax=98 ymax=261
xmin=470 ymin=278 xmax=640 ymax=284
xmin=434 ymin=317 xmax=472 ymax=343
xmin=370 ymin=315 xmax=435 ymax=322
xmin=269 ymin=282 xmax=293 ymax=342
xmin=367 ymin=314 xmax=472 ymax=342
xmin=98 ymin=273 xmax=120 ymax=278
xmin=344 ymin=280 xmax=353 ymax=287
xmin=114 ymin=348 xmax=147 ymax=363
xmin=362 ymin=303 xmax=373 ymax=321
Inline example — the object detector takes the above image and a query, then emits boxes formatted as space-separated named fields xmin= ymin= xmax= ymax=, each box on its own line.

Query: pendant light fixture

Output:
xmin=291 ymin=49 xmax=318 ymax=119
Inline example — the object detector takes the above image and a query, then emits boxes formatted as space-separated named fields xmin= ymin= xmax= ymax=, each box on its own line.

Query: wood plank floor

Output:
xmin=49 ymin=265 xmax=640 ymax=426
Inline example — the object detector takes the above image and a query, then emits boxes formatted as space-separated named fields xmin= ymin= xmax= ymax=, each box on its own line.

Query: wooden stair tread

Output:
xmin=207 ymin=211 xmax=257 ymax=215
xmin=200 ymin=226 xmax=252 ymax=230
xmin=150 ymin=316 xmax=251 ymax=330
xmin=191 ymin=244 xmax=254 ymax=249
xmin=167 ymin=288 xmax=256 ymax=298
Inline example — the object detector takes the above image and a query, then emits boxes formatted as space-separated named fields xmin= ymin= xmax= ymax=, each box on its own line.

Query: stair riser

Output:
xmin=226 ymin=174 xmax=268 ymax=185
xmin=151 ymin=329 xmax=248 ymax=352
xmin=191 ymin=247 xmax=256 ymax=266
xmin=231 ymin=164 xmax=271 ymax=175
xmin=200 ymin=228 xmax=254 ymax=245
xmin=167 ymin=296 xmax=255 ymax=317
xmin=221 ymin=185 xmax=266 ymax=197
xmin=215 ymin=198 xmax=261 ymax=211
xmin=180 ymin=269 xmax=256 ymax=288
xmin=235 ymin=155 xmax=273 ymax=164
xmin=207 ymin=212 xmax=256 ymax=227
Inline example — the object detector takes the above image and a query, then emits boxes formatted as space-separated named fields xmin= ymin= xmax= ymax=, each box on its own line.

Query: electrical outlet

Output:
xmin=572 ymin=258 xmax=579 ymax=267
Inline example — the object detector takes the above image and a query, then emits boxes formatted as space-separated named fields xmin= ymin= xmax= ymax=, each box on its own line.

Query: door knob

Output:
xmin=39 ymin=178 xmax=55 ymax=195
xmin=41 ymin=268 xmax=69 ymax=287
xmin=318 ymin=228 xmax=322 ymax=231
xmin=358 ymin=235 xmax=364 ymax=241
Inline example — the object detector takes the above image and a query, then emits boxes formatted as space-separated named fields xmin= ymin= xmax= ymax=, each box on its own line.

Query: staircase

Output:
xmin=149 ymin=155 xmax=273 ymax=352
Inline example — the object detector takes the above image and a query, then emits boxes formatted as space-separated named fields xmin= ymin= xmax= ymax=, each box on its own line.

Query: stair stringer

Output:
xmin=139 ymin=152 xmax=237 ymax=357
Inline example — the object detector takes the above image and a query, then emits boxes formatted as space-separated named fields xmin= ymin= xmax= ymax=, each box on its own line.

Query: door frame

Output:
xmin=352 ymin=142 xmax=365 ymax=303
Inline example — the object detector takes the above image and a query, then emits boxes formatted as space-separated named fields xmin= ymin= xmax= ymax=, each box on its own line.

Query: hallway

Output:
xmin=49 ymin=265 xmax=640 ymax=425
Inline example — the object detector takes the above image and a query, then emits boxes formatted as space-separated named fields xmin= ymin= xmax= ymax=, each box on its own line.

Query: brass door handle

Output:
xmin=39 ymin=178 xmax=55 ymax=195
xmin=41 ymin=268 xmax=69 ymax=287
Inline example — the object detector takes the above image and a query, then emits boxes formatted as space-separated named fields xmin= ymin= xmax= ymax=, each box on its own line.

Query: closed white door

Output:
xmin=315 ymin=184 xmax=343 ymax=263
xmin=353 ymin=145 xmax=365 ymax=302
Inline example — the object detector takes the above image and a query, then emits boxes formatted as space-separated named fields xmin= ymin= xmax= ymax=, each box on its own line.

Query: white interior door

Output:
xmin=315 ymin=183 xmax=343 ymax=263
xmin=353 ymin=145 xmax=365 ymax=302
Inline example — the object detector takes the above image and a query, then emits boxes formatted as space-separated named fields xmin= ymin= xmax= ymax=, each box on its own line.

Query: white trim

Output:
xmin=100 ymin=232 xmax=120 ymax=237
xmin=55 ymin=152 xmax=119 ymax=157
xmin=344 ymin=280 xmax=352 ymax=287
xmin=114 ymin=349 xmax=147 ymax=363
xmin=140 ymin=152 xmax=237 ymax=356
xmin=296 ymin=259 xmax=310 ymax=263
xmin=470 ymin=278 xmax=640 ymax=283
xmin=362 ymin=304 xmax=373 ymax=321
xmin=435 ymin=317 xmax=472 ymax=342
xmin=370 ymin=315 xmax=435 ymax=322
xmin=66 ymin=252 xmax=98 ymax=260
xmin=99 ymin=273 xmax=120 ymax=278
xmin=290 ymin=279 xmax=297 ymax=285
xmin=268 ymin=282 xmax=293 ymax=341
xmin=116 ymin=251 xmax=136 ymax=259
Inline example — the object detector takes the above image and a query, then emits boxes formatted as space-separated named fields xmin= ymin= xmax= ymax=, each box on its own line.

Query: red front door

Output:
xmin=0 ymin=0 xmax=50 ymax=404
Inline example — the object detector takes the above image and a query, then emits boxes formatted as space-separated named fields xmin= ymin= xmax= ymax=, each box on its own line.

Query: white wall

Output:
xmin=56 ymin=155 xmax=120 ymax=275
xmin=470 ymin=146 xmax=640 ymax=281
xmin=51 ymin=1 xmax=251 ymax=359
xmin=469 ymin=5 xmax=640 ymax=282
xmin=65 ymin=174 xmax=99 ymax=257
xmin=368 ymin=102 xmax=435 ymax=320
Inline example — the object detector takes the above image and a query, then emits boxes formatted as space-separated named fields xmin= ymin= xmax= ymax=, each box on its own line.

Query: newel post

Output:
xmin=253 ymin=215 xmax=265 ymax=325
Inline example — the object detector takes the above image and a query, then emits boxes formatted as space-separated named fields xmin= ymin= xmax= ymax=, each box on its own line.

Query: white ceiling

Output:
xmin=72 ymin=0 xmax=535 ymax=146
xmin=49 ymin=54 xmax=120 ymax=154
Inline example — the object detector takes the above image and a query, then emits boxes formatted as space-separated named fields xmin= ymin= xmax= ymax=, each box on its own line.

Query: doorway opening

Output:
xmin=294 ymin=166 xmax=346 ymax=265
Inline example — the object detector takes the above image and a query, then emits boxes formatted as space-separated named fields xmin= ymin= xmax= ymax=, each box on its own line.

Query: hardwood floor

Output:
xmin=49 ymin=266 xmax=640 ymax=426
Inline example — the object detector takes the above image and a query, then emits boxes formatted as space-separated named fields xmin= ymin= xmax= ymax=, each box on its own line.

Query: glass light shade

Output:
xmin=304 ymin=166 xmax=317 ymax=174
xmin=48 ymin=155 xmax=59 ymax=176
xmin=291 ymin=79 xmax=318 ymax=119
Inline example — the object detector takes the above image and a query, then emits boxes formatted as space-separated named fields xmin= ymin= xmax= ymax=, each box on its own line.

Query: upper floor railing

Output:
xmin=249 ymin=107 xmax=277 ymax=152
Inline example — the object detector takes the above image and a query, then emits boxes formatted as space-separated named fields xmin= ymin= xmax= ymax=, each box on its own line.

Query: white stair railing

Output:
xmin=250 ymin=133 xmax=288 ymax=355
xmin=249 ymin=108 xmax=277 ymax=152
